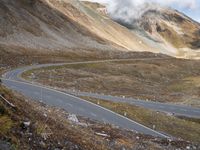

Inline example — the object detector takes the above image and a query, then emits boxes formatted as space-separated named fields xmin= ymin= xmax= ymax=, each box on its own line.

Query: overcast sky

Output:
xmin=86 ymin=0 xmax=200 ymax=22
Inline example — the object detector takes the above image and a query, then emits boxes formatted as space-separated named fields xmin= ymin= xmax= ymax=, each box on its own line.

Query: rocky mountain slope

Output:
xmin=0 ymin=0 xmax=200 ymax=59
xmin=131 ymin=7 xmax=200 ymax=59
xmin=0 ymin=0 xmax=155 ymax=53
xmin=84 ymin=1 xmax=200 ymax=59
xmin=0 ymin=0 xmax=112 ymax=52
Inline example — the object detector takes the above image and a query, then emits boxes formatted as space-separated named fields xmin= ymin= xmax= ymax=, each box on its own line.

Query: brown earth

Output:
xmin=1 ymin=84 xmax=198 ymax=149
xmin=24 ymin=58 xmax=200 ymax=107
xmin=1 ymin=0 xmax=200 ymax=58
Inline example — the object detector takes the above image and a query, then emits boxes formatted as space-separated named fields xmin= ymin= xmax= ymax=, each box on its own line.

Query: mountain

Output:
xmin=0 ymin=0 xmax=113 ymax=52
xmin=131 ymin=7 xmax=200 ymax=59
xmin=0 ymin=0 xmax=200 ymax=59
xmin=84 ymin=1 xmax=200 ymax=59
xmin=0 ymin=0 xmax=155 ymax=53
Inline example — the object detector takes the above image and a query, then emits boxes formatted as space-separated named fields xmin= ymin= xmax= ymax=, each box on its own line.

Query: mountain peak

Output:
xmin=0 ymin=0 xmax=200 ymax=59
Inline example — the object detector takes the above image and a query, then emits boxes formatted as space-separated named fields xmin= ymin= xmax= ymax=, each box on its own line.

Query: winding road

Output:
xmin=70 ymin=91 xmax=200 ymax=118
xmin=1 ymin=59 xmax=200 ymax=138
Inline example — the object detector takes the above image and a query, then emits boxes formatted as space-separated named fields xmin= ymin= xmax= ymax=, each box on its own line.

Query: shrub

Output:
xmin=0 ymin=105 xmax=6 ymax=115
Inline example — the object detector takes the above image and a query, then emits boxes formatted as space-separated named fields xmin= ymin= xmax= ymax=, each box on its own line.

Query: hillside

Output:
xmin=0 ymin=0 xmax=200 ymax=59
xmin=0 ymin=0 xmax=113 ymax=52
xmin=84 ymin=1 xmax=200 ymax=59
xmin=0 ymin=0 xmax=156 ymax=54
xmin=2 ymin=84 xmax=195 ymax=150
xmin=132 ymin=7 xmax=200 ymax=59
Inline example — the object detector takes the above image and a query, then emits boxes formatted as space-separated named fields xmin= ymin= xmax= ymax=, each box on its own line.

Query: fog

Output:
xmin=85 ymin=0 xmax=199 ymax=24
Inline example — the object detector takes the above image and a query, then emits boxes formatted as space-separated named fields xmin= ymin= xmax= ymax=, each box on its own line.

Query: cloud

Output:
xmin=86 ymin=0 xmax=198 ymax=9
xmin=85 ymin=0 xmax=200 ymax=23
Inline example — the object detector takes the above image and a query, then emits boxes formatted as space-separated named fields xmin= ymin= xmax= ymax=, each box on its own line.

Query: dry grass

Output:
xmin=1 ymin=85 xmax=196 ymax=149
xmin=0 ymin=116 xmax=13 ymax=135
xmin=82 ymin=97 xmax=200 ymax=143
xmin=23 ymin=58 xmax=200 ymax=106
xmin=0 ymin=85 xmax=109 ymax=149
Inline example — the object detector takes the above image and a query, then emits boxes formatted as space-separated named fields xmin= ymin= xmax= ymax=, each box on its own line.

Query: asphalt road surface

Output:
xmin=69 ymin=91 xmax=200 ymax=118
xmin=1 ymin=59 xmax=199 ymax=137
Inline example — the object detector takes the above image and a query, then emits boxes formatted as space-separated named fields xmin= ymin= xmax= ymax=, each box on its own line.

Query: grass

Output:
xmin=23 ymin=58 xmax=200 ymax=106
xmin=185 ymin=77 xmax=200 ymax=87
xmin=0 ymin=85 xmax=110 ymax=149
xmin=1 ymin=84 xmax=193 ymax=150
xmin=167 ymin=82 xmax=193 ymax=92
xmin=0 ymin=115 xmax=13 ymax=135
xmin=1 ymin=54 xmax=200 ymax=148
xmin=82 ymin=97 xmax=200 ymax=143
xmin=168 ymin=76 xmax=200 ymax=91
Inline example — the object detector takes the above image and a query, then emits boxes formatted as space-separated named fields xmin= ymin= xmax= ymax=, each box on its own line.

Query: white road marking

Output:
xmin=1 ymin=59 xmax=180 ymax=138
xmin=2 ymin=78 xmax=169 ymax=138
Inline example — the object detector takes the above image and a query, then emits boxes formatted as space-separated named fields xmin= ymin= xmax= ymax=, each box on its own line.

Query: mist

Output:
xmin=85 ymin=0 xmax=199 ymax=24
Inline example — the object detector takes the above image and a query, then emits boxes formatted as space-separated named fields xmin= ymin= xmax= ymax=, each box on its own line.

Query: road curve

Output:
xmin=0 ymin=59 xmax=172 ymax=138
xmin=6 ymin=59 xmax=199 ymax=119
xmin=70 ymin=91 xmax=200 ymax=119
xmin=1 ymin=59 xmax=200 ymax=136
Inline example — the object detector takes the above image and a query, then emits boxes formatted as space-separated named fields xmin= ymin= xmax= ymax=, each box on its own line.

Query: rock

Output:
xmin=95 ymin=132 xmax=109 ymax=137
xmin=192 ymin=146 xmax=197 ymax=149
xmin=43 ymin=113 xmax=48 ymax=117
xmin=68 ymin=114 xmax=79 ymax=123
xmin=121 ymin=147 xmax=126 ymax=150
xmin=186 ymin=146 xmax=190 ymax=150
xmin=20 ymin=121 xmax=31 ymax=130
xmin=40 ymin=140 xmax=46 ymax=148
xmin=0 ymin=140 xmax=14 ymax=150
xmin=24 ymin=121 xmax=31 ymax=127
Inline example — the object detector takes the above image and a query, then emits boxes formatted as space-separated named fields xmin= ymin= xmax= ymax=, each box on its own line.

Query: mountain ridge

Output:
xmin=0 ymin=0 xmax=200 ymax=59
xmin=83 ymin=1 xmax=200 ymax=59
